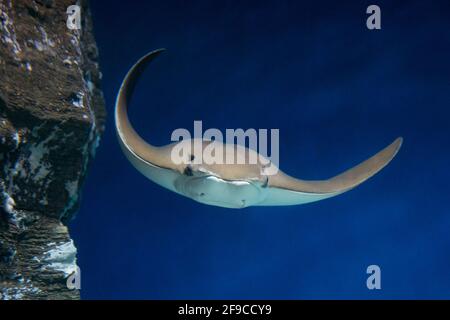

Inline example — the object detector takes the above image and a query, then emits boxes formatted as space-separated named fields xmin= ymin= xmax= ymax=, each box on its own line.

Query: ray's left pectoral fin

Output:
xmin=258 ymin=137 xmax=403 ymax=206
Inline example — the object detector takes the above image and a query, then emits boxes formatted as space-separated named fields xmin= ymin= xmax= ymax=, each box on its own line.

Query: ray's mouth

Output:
xmin=194 ymin=197 xmax=248 ymax=209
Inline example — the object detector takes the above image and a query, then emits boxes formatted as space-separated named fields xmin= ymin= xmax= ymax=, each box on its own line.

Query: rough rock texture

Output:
xmin=0 ymin=0 xmax=105 ymax=299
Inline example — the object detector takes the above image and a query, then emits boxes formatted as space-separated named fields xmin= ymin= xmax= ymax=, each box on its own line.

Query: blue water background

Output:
xmin=71 ymin=0 xmax=450 ymax=299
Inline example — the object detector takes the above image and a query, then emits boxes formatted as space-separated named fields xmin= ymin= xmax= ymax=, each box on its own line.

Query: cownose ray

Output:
xmin=115 ymin=49 xmax=402 ymax=209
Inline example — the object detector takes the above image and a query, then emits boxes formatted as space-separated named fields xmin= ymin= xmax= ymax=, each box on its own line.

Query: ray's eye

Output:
xmin=200 ymin=192 xmax=205 ymax=197
xmin=184 ymin=166 xmax=193 ymax=176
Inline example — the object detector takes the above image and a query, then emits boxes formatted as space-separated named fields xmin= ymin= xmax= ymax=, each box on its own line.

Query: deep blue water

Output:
xmin=71 ymin=0 xmax=450 ymax=299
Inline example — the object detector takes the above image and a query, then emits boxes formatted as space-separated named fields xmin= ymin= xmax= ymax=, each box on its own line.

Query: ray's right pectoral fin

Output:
xmin=258 ymin=137 xmax=403 ymax=206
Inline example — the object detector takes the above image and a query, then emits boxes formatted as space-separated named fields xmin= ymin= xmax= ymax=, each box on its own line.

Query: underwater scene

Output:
xmin=0 ymin=0 xmax=449 ymax=301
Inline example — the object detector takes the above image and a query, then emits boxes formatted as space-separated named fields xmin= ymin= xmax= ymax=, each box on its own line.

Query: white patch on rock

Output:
xmin=38 ymin=26 xmax=55 ymax=47
xmin=12 ymin=131 xmax=20 ymax=147
xmin=70 ymin=33 xmax=82 ymax=58
xmin=32 ymin=26 xmax=55 ymax=52
xmin=0 ymin=289 xmax=23 ymax=300
xmin=3 ymin=191 xmax=16 ymax=214
xmin=33 ymin=40 xmax=44 ymax=51
xmin=0 ymin=1 xmax=22 ymax=58
xmin=42 ymin=240 xmax=78 ymax=277
xmin=20 ymin=127 xmax=60 ymax=184
xmin=28 ymin=138 xmax=51 ymax=181
xmin=71 ymin=91 xmax=85 ymax=108
xmin=1 ymin=278 xmax=41 ymax=300
xmin=63 ymin=57 xmax=73 ymax=65
xmin=1 ymin=190 xmax=24 ymax=228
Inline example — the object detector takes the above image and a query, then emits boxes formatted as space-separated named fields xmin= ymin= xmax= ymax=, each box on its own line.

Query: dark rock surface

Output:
xmin=0 ymin=0 xmax=105 ymax=299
